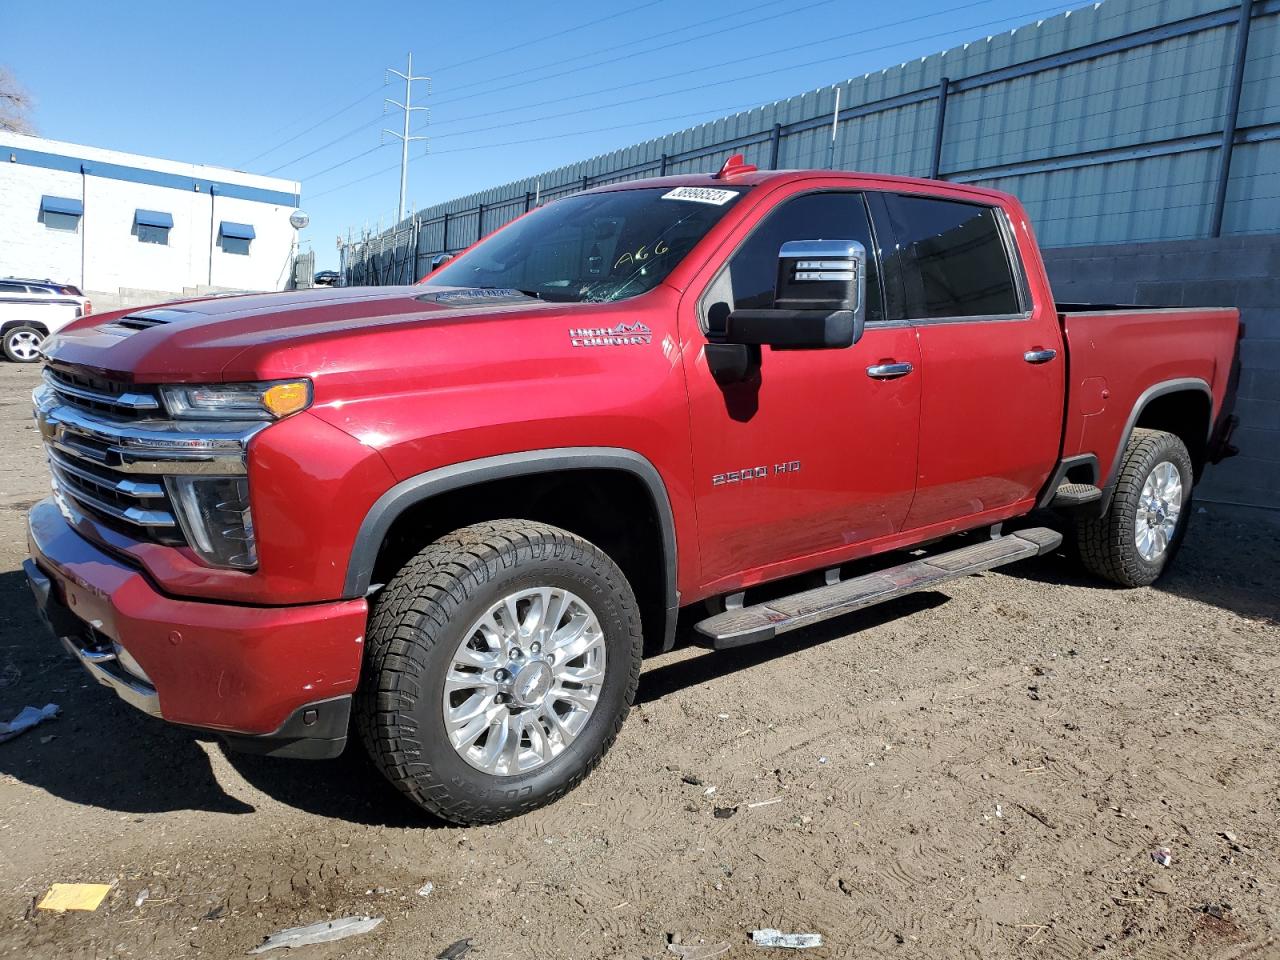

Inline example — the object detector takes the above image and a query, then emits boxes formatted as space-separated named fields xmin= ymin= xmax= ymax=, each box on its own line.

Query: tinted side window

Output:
xmin=884 ymin=195 xmax=1019 ymax=319
xmin=0 ymin=282 xmax=28 ymax=294
xmin=726 ymin=192 xmax=883 ymax=321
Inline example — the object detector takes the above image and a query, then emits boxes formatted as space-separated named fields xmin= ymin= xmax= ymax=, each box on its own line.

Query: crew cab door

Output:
xmin=874 ymin=192 xmax=1064 ymax=530
xmin=681 ymin=187 xmax=921 ymax=591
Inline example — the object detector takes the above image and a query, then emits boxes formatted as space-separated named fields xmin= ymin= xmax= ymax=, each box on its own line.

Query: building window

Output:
xmin=218 ymin=221 xmax=255 ymax=255
xmin=40 ymin=195 xmax=83 ymax=232
xmin=134 ymin=209 xmax=173 ymax=245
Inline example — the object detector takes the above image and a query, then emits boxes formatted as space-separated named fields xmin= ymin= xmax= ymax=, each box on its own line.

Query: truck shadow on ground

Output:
xmin=1000 ymin=509 xmax=1280 ymax=625
xmin=639 ymin=591 xmax=950 ymax=705
xmin=0 ymin=567 xmax=427 ymax=825
xmin=0 ymin=566 xmax=255 ymax=815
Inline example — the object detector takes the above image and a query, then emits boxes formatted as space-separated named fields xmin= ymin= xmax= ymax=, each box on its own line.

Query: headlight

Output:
xmin=160 ymin=380 xmax=311 ymax=420
xmin=165 ymin=476 xmax=257 ymax=569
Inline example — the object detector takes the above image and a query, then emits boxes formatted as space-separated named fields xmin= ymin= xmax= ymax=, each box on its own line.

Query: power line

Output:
xmin=308 ymin=0 xmax=1089 ymax=202
xmin=242 ymin=2 xmax=672 ymax=169
xmin=434 ymin=0 xmax=828 ymax=101
xmin=301 ymin=0 xmax=1057 ymax=183
xmin=240 ymin=83 xmax=384 ymax=168
xmin=430 ymin=1 xmax=1228 ymax=146
xmin=414 ymin=0 xmax=1083 ymax=134
xmin=265 ymin=1 xmax=674 ymax=175
xmin=429 ymin=0 xmax=673 ymax=74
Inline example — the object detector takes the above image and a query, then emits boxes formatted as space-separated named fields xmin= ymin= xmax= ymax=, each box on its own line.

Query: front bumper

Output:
xmin=25 ymin=498 xmax=368 ymax=759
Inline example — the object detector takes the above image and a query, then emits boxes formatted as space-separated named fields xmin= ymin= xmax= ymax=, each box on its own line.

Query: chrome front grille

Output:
xmin=46 ymin=448 xmax=180 ymax=541
xmin=34 ymin=368 xmax=263 ymax=547
xmin=44 ymin=366 xmax=161 ymax=421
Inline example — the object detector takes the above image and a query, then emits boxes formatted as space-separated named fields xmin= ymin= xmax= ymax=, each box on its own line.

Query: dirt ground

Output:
xmin=0 ymin=359 xmax=1276 ymax=960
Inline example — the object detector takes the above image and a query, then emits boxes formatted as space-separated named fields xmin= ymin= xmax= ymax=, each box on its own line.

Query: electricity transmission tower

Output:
xmin=384 ymin=53 xmax=430 ymax=224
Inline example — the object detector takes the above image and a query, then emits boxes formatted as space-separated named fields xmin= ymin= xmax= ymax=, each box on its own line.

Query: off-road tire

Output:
xmin=355 ymin=520 xmax=643 ymax=824
xmin=1075 ymin=428 xmax=1194 ymax=587
xmin=2 ymin=325 xmax=44 ymax=363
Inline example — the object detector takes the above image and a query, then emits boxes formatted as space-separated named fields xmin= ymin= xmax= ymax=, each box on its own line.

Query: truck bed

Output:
xmin=1057 ymin=304 xmax=1240 ymax=490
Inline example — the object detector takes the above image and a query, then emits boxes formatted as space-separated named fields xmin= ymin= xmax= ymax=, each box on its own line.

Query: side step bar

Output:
xmin=1050 ymin=482 xmax=1102 ymax=508
xmin=693 ymin=527 xmax=1063 ymax=649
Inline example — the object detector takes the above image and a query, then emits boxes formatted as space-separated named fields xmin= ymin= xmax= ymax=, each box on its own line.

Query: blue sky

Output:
xmin=6 ymin=0 xmax=1068 ymax=269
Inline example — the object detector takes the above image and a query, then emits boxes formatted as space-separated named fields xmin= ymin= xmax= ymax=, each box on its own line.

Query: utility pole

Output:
xmin=384 ymin=53 xmax=430 ymax=224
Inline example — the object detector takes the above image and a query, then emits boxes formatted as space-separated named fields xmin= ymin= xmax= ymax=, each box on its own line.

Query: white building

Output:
xmin=0 ymin=132 xmax=302 ymax=309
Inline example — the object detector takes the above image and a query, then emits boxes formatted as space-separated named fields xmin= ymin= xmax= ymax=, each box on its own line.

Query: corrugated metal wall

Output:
xmin=342 ymin=0 xmax=1280 ymax=284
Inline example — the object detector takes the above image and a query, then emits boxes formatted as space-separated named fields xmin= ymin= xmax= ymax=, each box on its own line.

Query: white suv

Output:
xmin=0 ymin=278 xmax=92 ymax=362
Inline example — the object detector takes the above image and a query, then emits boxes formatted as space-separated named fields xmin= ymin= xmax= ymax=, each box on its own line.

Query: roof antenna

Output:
xmin=713 ymin=153 xmax=757 ymax=180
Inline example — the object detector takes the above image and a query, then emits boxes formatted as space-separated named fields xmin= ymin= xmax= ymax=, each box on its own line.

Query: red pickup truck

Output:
xmin=24 ymin=159 xmax=1240 ymax=824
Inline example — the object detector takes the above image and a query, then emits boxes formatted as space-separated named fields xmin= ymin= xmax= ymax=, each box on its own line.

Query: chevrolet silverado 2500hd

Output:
xmin=24 ymin=157 xmax=1240 ymax=824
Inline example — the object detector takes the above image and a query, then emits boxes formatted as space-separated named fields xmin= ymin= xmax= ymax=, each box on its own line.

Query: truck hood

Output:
xmin=42 ymin=285 xmax=566 ymax=382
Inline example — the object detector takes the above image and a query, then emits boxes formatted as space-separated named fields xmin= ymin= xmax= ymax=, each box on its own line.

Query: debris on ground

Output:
xmin=1017 ymin=802 xmax=1056 ymax=829
xmin=134 ymin=888 xmax=150 ymax=907
xmin=0 ymin=703 xmax=59 ymax=744
xmin=416 ymin=882 xmax=435 ymax=898
xmin=1202 ymin=902 xmax=1232 ymax=920
xmin=248 ymin=916 xmax=384 ymax=953
xmin=668 ymin=940 xmax=730 ymax=959
xmin=37 ymin=883 xmax=112 ymax=912
xmin=437 ymin=937 xmax=473 ymax=959
xmin=750 ymin=928 xmax=823 ymax=949
xmin=681 ymin=774 xmax=705 ymax=786
xmin=747 ymin=797 xmax=783 ymax=809
xmin=713 ymin=806 xmax=737 ymax=820
xmin=1151 ymin=847 xmax=1174 ymax=867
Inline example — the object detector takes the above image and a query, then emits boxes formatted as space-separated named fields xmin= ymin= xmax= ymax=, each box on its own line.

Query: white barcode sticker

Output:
xmin=660 ymin=186 xmax=739 ymax=205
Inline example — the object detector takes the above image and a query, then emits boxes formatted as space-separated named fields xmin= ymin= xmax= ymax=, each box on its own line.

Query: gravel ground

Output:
xmin=0 ymin=359 xmax=1276 ymax=960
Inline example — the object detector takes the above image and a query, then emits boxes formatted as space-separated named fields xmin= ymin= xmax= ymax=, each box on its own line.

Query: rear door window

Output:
xmin=882 ymin=194 xmax=1020 ymax=319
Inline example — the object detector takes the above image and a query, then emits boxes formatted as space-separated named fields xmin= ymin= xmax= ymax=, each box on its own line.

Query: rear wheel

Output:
xmin=1075 ymin=428 xmax=1194 ymax=587
xmin=356 ymin=520 xmax=642 ymax=824
xmin=2 ymin=326 xmax=45 ymax=363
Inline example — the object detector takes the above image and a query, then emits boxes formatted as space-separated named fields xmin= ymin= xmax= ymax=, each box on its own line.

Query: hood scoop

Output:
xmin=109 ymin=307 xmax=197 ymax=333
xmin=417 ymin=288 xmax=536 ymax=307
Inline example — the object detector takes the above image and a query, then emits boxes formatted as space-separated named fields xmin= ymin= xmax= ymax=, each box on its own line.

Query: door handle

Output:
xmin=866 ymin=361 xmax=913 ymax=379
xmin=1024 ymin=348 xmax=1057 ymax=364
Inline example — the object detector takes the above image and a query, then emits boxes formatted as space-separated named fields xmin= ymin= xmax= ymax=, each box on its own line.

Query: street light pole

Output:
xmin=384 ymin=53 xmax=430 ymax=224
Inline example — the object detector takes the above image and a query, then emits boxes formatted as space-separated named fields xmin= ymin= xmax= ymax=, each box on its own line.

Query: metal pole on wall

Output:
xmin=828 ymin=88 xmax=841 ymax=169
xmin=769 ymin=123 xmax=782 ymax=169
xmin=384 ymin=53 xmax=430 ymax=224
xmin=930 ymin=77 xmax=950 ymax=180
xmin=1210 ymin=0 xmax=1253 ymax=238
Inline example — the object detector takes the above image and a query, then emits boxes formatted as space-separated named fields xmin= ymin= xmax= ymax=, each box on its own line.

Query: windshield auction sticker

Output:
xmin=660 ymin=187 xmax=739 ymax=205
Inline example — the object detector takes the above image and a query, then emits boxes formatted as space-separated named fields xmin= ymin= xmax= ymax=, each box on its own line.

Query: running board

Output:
xmin=693 ymin=527 xmax=1063 ymax=649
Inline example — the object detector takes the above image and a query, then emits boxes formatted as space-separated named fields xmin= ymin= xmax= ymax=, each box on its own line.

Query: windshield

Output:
xmin=422 ymin=186 xmax=746 ymax=303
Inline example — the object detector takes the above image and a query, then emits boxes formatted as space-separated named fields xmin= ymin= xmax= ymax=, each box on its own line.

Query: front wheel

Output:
xmin=1075 ymin=428 xmax=1194 ymax=587
xmin=356 ymin=520 xmax=643 ymax=824
xmin=2 ymin=326 xmax=45 ymax=363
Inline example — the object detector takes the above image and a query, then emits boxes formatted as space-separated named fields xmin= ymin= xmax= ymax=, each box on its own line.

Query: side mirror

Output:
xmin=430 ymin=253 xmax=454 ymax=271
xmin=724 ymin=239 xmax=866 ymax=349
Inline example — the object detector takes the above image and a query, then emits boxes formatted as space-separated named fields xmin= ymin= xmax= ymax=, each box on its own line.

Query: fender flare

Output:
xmin=1099 ymin=377 xmax=1212 ymax=512
xmin=343 ymin=446 xmax=680 ymax=648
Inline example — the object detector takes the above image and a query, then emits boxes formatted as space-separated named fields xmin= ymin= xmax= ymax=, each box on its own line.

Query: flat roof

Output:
xmin=0 ymin=131 xmax=300 ymax=206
